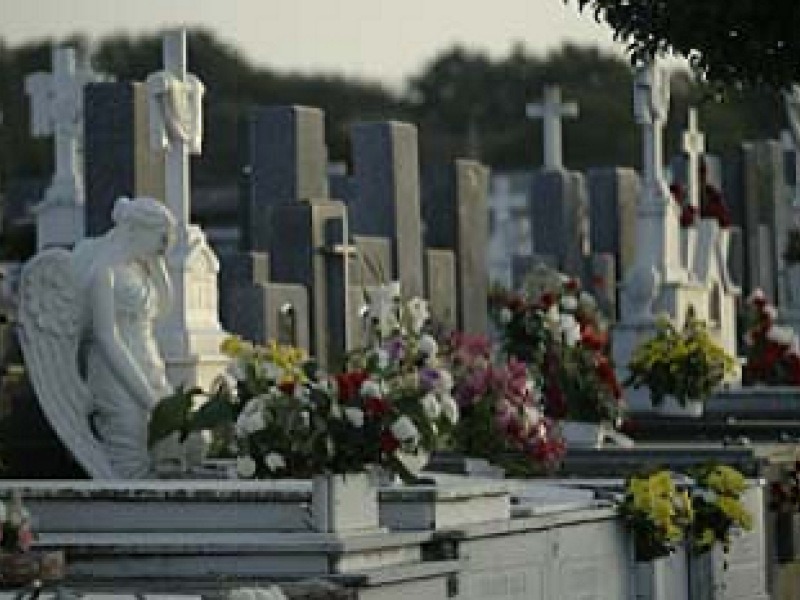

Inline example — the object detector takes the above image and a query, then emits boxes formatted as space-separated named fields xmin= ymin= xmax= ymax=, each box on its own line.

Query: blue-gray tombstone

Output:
xmin=83 ymin=82 xmax=164 ymax=235
xmin=529 ymin=169 xmax=590 ymax=280
xmin=423 ymin=159 xmax=490 ymax=335
xmin=350 ymin=121 xmax=424 ymax=298
xmin=249 ymin=106 xmax=328 ymax=252
xmin=588 ymin=168 xmax=639 ymax=283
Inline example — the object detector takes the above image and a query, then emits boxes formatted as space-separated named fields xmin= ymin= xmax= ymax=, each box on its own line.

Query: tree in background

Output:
xmin=566 ymin=0 xmax=800 ymax=88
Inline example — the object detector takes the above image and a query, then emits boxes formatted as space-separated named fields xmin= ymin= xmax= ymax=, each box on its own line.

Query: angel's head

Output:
xmin=112 ymin=197 xmax=176 ymax=259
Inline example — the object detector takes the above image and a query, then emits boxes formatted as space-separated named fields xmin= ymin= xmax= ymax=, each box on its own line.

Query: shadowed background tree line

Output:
xmin=0 ymin=29 xmax=787 ymax=192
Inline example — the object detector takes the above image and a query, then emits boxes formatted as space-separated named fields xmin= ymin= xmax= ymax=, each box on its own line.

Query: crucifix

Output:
xmin=146 ymin=30 xmax=204 ymax=233
xmin=681 ymin=108 xmax=705 ymax=212
xmin=525 ymin=85 xmax=579 ymax=171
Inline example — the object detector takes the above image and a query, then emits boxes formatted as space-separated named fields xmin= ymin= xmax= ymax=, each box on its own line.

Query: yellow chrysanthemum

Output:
xmin=707 ymin=466 xmax=747 ymax=496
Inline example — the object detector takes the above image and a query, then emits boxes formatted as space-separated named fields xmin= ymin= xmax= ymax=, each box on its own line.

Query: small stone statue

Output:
xmin=18 ymin=197 xmax=176 ymax=478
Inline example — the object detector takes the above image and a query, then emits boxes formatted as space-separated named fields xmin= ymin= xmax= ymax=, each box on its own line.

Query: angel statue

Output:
xmin=18 ymin=196 xmax=176 ymax=479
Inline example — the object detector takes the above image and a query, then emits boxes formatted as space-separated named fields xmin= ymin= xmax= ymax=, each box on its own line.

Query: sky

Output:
xmin=0 ymin=0 xmax=627 ymax=84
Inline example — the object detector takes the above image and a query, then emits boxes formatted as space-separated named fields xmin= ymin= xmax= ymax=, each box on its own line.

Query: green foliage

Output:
xmin=625 ymin=311 xmax=735 ymax=406
xmin=567 ymin=0 xmax=800 ymax=88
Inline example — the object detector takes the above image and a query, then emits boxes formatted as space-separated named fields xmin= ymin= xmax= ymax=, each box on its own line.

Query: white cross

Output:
xmin=25 ymin=48 xmax=91 ymax=193
xmin=633 ymin=61 xmax=671 ymax=203
xmin=681 ymin=108 xmax=705 ymax=210
xmin=147 ymin=30 xmax=204 ymax=231
xmin=525 ymin=85 xmax=579 ymax=171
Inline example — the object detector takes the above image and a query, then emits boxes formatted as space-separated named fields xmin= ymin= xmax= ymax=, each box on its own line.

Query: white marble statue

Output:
xmin=18 ymin=197 xmax=176 ymax=479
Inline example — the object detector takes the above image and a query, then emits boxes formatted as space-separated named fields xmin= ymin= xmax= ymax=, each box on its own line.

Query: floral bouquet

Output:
xmin=151 ymin=283 xmax=457 ymax=482
xmin=489 ymin=271 xmax=625 ymax=426
xmin=741 ymin=289 xmax=800 ymax=386
xmin=443 ymin=332 xmax=565 ymax=473
xmin=626 ymin=310 xmax=736 ymax=407
xmin=0 ymin=493 xmax=34 ymax=553
xmin=619 ymin=470 xmax=693 ymax=562
xmin=688 ymin=464 xmax=753 ymax=555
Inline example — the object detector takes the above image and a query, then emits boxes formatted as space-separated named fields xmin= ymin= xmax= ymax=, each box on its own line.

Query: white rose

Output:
xmin=546 ymin=304 xmax=560 ymax=325
xmin=265 ymin=452 xmax=286 ymax=472
xmin=499 ymin=307 xmax=513 ymax=324
xmin=344 ymin=407 xmax=365 ymax=428
xmin=560 ymin=295 xmax=578 ymax=312
xmin=418 ymin=334 xmax=438 ymax=359
xmin=360 ymin=379 xmax=383 ymax=398
xmin=560 ymin=314 xmax=581 ymax=347
xmin=434 ymin=369 xmax=454 ymax=393
xmin=440 ymin=393 xmax=459 ymax=424
xmin=406 ymin=297 xmax=430 ymax=333
xmin=236 ymin=455 xmax=257 ymax=478
xmin=391 ymin=415 xmax=420 ymax=442
xmin=375 ymin=348 xmax=390 ymax=369
xmin=420 ymin=392 xmax=441 ymax=420
xmin=522 ymin=404 xmax=541 ymax=429
xmin=235 ymin=397 xmax=267 ymax=437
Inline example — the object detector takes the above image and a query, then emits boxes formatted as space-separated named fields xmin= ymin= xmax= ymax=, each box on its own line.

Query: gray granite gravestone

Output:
xmin=588 ymin=167 xmax=639 ymax=283
xmin=739 ymin=141 xmax=788 ymax=300
xmin=425 ymin=248 xmax=458 ymax=331
xmin=529 ymin=169 xmax=590 ymax=280
xmin=84 ymin=82 xmax=165 ymax=235
xmin=422 ymin=160 xmax=490 ymax=335
xmin=350 ymin=121 xmax=424 ymax=298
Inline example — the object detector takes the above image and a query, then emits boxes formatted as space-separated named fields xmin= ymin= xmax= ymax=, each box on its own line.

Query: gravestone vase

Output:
xmin=311 ymin=472 xmax=379 ymax=533
xmin=561 ymin=420 xmax=604 ymax=449
xmin=655 ymin=396 xmax=704 ymax=418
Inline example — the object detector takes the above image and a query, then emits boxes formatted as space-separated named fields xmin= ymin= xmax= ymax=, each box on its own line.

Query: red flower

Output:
xmin=277 ymin=381 xmax=296 ymax=395
xmin=364 ymin=396 xmax=390 ymax=417
xmin=335 ymin=371 xmax=369 ymax=402
xmin=596 ymin=357 xmax=623 ymax=399
xmin=538 ymin=292 xmax=557 ymax=310
xmin=380 ymin=430 xmax=400 ymax=454
xmin=680 ymin=204 xmax=697 ymax=228
xmin=565 ymin=278 xmax=580 ymax=292
xmin=581 ymin=325 xmax=609 ymax=351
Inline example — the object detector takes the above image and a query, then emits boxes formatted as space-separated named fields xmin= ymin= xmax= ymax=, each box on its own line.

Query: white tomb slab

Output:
xmin=145 ymin=30 xmax=228 ymax=389
xmin=25 ymin=47 xmax=95 ymax=250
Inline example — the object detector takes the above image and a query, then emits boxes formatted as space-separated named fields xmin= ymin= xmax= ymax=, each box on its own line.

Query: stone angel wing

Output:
xmin=17 ymin=248 xmax=118 ymax=479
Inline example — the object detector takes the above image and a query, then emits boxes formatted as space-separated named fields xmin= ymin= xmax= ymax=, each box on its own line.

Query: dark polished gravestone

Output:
xmin=0 ymin=364 xmax=85 ymax=479
xmin=84 ymin=82 xmax=165 ymax=235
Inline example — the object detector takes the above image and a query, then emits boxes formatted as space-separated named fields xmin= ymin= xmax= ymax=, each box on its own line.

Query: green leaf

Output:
xmin=148 ymin=386 xmax=201 ymax=448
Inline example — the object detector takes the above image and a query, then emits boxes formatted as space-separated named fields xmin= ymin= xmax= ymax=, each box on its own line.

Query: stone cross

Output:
xmin=681 ymin=108 xmax=705 ymax=211
xmin=525 ymin=85 xmax=579 ymax=171
xmin=146 ymin=30 xmax=226 ymax=390
xmin=25 ymin=47 xmax=94 ymax=248
xmin=633 ymin=61 xmax=671 ymax=204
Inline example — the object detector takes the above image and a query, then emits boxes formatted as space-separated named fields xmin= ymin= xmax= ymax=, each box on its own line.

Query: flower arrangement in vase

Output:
xmin=150 ymin=283 xmax=457 ymax=483
xmin=688 ymin=463 xmax=753 ymax=555
xmin=442 ymin=332 xmax=564 ymax=475
xmin=489 ymin=267 xmax=625 ymax=442
xmin=741 ymin=289 xmax=800 ymax=385
xmin=625 ymin=309 xmax=735 ymax=415
xmin=619 ymin=470 xmax=693 ymax=562
xmin=0 ymin=493 xmax=64 ymax=586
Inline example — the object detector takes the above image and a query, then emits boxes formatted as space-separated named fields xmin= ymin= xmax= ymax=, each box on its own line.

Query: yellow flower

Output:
xmin=220 ymin=335 xmax=252 ymax=358
xmin=707 ymin=466 xmax=746 ymax=496
xmin=717 ymin=496 xmax=752 ymax=530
